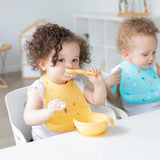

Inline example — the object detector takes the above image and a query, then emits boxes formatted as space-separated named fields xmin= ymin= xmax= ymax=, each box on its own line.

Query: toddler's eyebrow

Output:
xmin=140 ymin=50 xmax=151 ymax=54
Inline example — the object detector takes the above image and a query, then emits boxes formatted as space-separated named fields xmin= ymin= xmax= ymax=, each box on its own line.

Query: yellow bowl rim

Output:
xmin=74 ymin=112 xmax=109 ymax=125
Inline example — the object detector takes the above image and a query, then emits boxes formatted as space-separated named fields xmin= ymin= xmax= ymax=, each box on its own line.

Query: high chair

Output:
xmin=90 ymin=100 xmax=128 ymax=121
xmin=5 ymin=85 xmax=127 ymax=145
xmin=5 ymin=87 xmax=32 ymax=145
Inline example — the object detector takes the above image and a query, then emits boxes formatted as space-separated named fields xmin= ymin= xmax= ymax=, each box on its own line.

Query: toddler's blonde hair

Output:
xmin=117 ymin=17 xmax=159 ymax=52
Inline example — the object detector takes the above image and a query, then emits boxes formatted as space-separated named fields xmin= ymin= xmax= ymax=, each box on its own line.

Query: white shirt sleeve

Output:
xmin=28 ymin=79 xmax=45 ymax=105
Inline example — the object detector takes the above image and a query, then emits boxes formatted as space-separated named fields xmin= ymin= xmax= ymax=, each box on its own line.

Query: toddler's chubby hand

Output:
xmin=48 ymin=98 xmax=66 ymax=111
xmin=85 ymin=67 xmax=104 ymax=85
xmin=46 ymin=99 xmax=66 ymax=118
xmin=105 ymin=68 xmax=122 ymax=88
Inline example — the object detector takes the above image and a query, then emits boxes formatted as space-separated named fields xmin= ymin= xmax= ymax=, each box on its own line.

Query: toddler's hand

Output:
xmin=105 ymin=68 xmax=122 ymax=88
xmin=156 ymin=63 xmax=160 ymax=77
xmin=85 ymin=67 xmax=104 ymax=85
xmin=47 ymin=99 xmax=66 ymax=115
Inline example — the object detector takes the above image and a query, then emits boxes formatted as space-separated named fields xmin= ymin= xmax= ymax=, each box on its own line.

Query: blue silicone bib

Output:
xmin=119 ymin=60 xmax=160 ymax=104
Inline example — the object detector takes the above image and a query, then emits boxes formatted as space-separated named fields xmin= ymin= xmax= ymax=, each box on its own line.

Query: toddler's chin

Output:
xmin=142 ymin=66 xmax=151 ymax=69
xmin=145 ymin=64 xmax=152 ymax=69
xmin=64 ymin=75 xmax=73 ymax=81
xmin=136 ymin=64 xmax=150 ymax=69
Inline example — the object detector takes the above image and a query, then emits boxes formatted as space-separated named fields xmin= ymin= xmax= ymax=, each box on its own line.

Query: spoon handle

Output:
xmin=65 ymin=69 xmax=96 ymax=76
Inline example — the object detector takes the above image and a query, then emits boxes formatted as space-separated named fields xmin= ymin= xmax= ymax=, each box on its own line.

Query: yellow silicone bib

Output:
xmin=41 ymin=74 xmax=91 ymax=133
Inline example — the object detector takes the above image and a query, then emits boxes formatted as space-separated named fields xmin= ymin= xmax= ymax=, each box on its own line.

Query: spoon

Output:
xmin=65 ymin=69 xmax=96 ymax=76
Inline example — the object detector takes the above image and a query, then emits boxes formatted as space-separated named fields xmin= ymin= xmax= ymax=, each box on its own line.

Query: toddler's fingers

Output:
xmin=48 ymin=103 xmax=61 ymax=108
xmin=48 ymin=99 xmax=66 ymax=110
xmin=97 ymin=69 xmax=101 ymax=75
xmin=89 ymin=67 xmax=100 ymax=75
xmin=89 ymin=67 xmax=96 ymax=73
xmin=49 ymin=106 xmax=61 ymax=112
xmin=113 ymin=68 xmax=122 ymax=75
xmin=116 ymin=74 xmax=121 ymax=79
xmin=156 ymin=63 xmax=160 ymax=68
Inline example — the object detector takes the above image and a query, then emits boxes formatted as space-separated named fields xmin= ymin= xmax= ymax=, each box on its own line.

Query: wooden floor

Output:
xmin=0 ymin=72 xmax=35 ymax=149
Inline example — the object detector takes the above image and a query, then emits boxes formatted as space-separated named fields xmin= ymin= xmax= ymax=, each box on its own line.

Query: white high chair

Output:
xmin=90 ymin=100 xmax=128 ymax=121
xmin=5 ymin=87 xmax=32 ymax=145
xmin=5 ymin=84 xmax=127 ymax=145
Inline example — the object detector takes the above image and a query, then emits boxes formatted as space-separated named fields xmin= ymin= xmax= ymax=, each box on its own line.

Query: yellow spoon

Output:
xmin=65 ymin=69 xmax=96 ymax=76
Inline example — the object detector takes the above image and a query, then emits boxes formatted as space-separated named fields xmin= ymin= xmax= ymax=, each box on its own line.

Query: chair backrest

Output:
xmin=5 ymin=87 xmax=32 ymax=145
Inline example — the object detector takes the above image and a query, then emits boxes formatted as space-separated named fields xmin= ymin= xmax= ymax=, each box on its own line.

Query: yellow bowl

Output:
xmin=74 ymin=113 xmax=114 ymax=137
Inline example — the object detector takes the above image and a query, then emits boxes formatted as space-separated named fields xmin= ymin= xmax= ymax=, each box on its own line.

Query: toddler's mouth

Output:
xmin=64 ymin=72 xmax=73 ymax=77
xmin=147 ymin=63 xmax=152 ymax=66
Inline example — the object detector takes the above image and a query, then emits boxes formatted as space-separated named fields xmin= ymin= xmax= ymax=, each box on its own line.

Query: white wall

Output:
xmin=151 ymin=0 xmax=160 ymax=16
xmin=73 ymin=0 xmax=118 ymax=14
xmin=0 ymin=0 xmax=74 ymax=74
xmin=73 ymin=0 xmax=160 ymax=16
xmin=1 ymin=0 xmax=160 ymax=74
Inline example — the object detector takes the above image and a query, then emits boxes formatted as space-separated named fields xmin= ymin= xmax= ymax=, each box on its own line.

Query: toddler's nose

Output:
xmin=65 ymin=62 xmax=73 ymax=69
xmin=149 ymin=55 xmax=155 ymax=61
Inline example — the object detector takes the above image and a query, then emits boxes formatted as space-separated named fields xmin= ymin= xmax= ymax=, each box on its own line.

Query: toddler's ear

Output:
xmin=121 ymin=50 xmax=130 ymax=61
xmin=38 ymin=59 xmax=46 ymax=71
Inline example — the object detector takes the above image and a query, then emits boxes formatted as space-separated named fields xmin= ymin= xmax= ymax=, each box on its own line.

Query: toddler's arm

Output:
xmin=24 ymin=88 xmax=62 ymax=126
xmin=105 ymin=68 xmax=121 ymax=102
xmin=156 ymin=63 xmax=160 ymax=77
xmin=84 ymin=68 xmax=106 ymax=106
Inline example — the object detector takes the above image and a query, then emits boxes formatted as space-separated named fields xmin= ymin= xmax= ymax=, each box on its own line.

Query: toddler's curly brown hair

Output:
xmin=25 ymin=23 xmax=91 ymax=71
xmin=117 ymin=17 xmax=159 ymax=52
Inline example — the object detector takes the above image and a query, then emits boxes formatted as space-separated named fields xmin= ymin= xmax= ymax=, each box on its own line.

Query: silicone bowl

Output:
xmin=74 ymin=113 xmax=114 ymax=137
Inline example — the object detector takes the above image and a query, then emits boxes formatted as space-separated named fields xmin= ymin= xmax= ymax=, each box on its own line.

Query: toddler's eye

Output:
xmin=143 ymin=54 xmax=148 ymax=57
xmin=72 ymin=59 xmax=79 ymax=63
xmin=58 ymin=58 xmax=65 ymax=62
